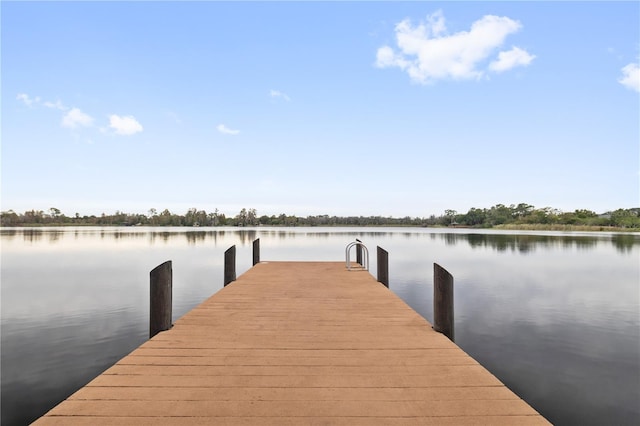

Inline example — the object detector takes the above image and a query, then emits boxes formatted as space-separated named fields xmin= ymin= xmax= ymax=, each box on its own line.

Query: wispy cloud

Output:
xmin=619 ymin=62 xmax=639 ymax=93
xmin=16 ymin=93 xmax=41 ymax=107
xmin=109 ymin=115 xmax=143 ymax=135
xmin=376 ymin=10 xmax=535 ymax=84
xmin=489 ymin=46 xmax=536 ymax=73
xmin=62 ymin=108 xmax=94 ymax=129
xmin=43 ymin=100 xmax=67 ymax=110
xmin=17 ymin=93 xmax=67 ymax=110
xmin=17 ymin=92 xmax=145 ymax=135
xmin=270 ymin=89 xmax=291 ymax=101
xmin=217 ymin=124 xmax=240 ymax=135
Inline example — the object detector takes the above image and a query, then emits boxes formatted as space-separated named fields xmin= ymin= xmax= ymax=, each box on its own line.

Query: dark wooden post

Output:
xmin=150 ymin=260 xmax=172 ymax=338
xmin=224 ymin=245 xmax=236 ymax=286
xmin=253 ymin=238 xmax=260 ymax=266
xmin=433 ymin=263 xmax=454 ymax=341
xmin=356 ymin=238 xmax=363 ymax=265
xmin=377 ymin=246 xmax=389 ymax=288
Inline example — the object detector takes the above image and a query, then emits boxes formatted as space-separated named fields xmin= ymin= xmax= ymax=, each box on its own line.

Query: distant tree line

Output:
xmin=1 ymin=204 xmax=639 ymax=229
xmin=438 ymin=203 xmax=640 ymax=229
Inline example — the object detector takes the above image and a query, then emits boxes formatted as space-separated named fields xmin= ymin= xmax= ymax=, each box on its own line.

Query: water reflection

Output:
xmin=1 ymin=227 xmax=639 ymax=425
xmin=612 ymin=233 xmax=639 ymax=253
xmin=439 ymin=232 xmax=613 ymax=253
xmin=23 ymin=228 xmax=43 ymax=242
xmin=2 ymin=312 xmax=145 ymax=426
xmin=4 ymin=226 xmax=636 ymax=253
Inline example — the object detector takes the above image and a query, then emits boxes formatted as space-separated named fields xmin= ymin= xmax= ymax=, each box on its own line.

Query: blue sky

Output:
xmin=2 ymin=1 xmax=638 ymax=218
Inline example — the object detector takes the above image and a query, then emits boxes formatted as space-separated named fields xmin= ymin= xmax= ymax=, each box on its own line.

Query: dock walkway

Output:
xmin=34 ymin=261 xmax=550 ymax=425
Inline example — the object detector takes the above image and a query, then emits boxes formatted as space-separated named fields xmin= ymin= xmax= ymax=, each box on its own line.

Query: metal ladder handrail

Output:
xmin=345 ymin=241 xmax=369 ymax=271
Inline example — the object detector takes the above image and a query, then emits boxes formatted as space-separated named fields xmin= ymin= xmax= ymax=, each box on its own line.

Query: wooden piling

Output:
xmin=433 ymin=263 xmax=454 ymax=341
xmin=253 ymin=238 xmax=260 ymax=266
xmin=224 ymin=245 xmax=236 ymax=286
xmin=356 ymin=238 xmax=363 ymax=265
xmin=149 ymin=260 xmax=172 ymax=338
xmin=377 ymin=246 xmax=389 ymax=288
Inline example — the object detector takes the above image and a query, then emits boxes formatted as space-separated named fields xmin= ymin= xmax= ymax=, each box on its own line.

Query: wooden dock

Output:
xmin=34 ymin=261 xmax=550 ymax=425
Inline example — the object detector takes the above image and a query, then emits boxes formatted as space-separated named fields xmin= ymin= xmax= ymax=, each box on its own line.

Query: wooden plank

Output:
xmin=33 ymin=415 xmax=552 ymax=426
xmin=81 ymin=373 xmax=504 ymax=388
xmin=69 ymin=386 xmax=519 ymax=401
xmin=33 ymin=261 xmax=550 ymax=424
xmin=46 ymin=399 xmax=540 ymax=417
xmin=102 ymin=364 xmax=492 ymax=377
xmin=115 ymin=354 xmax=478 ymax=366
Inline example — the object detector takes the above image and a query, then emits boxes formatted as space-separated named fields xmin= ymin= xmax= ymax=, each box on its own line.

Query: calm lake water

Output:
xmin=1 ymin=226 xmax=639 ymax=425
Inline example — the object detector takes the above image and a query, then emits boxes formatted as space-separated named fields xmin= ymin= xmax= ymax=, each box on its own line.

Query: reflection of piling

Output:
xmin=253 ymin=238 xmax=260 ymax=266
xmin=150 ymin=261 xmax=172 ymax=338
xmin=433 ymin=263 xmax=454 ymax=341
xmin=224 ymin=245 xmax=236 ymax=286
xmin=377 ymin=246 xmax=389 ymax=288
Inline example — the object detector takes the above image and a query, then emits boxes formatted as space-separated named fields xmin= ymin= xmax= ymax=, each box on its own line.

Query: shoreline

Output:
xmin=2 ymin=223 xmax=638 ymax=233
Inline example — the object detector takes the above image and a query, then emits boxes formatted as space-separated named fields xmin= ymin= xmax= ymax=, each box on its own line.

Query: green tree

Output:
xmin=235 ymin=208 xmax=248 ymax=226
xmin=513 ymin=203 xmax=534 ymax=219
xmin=610 ymin=208 xmax=640 ymax=228
xmin=0 ymin=210 xmax=20 ymax=226
xmin=574 ymin=209 xmax=597 ymax=219
xmin=247 ymin=208 xmax=258 ymax=226
xmin=461 ymin=207 xmax=487 ymax=226
xmin=49 ymin=207 xmax=61 ymax=219
xmin=486 ymin=204 xmax=512 ymax=225
xmin=444 ymin=209 xmax=458 ymax=225
xmin=523 ymin=208 xmax=554 ymax=224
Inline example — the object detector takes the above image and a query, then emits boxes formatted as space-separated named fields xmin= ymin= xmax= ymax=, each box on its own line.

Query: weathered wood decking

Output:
xmin=34 ymin=261 xmax=550 ymax=425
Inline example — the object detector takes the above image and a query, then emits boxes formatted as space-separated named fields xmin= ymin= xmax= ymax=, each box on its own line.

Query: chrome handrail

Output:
xmin=345 ymin=241 xmax=369 ymax=271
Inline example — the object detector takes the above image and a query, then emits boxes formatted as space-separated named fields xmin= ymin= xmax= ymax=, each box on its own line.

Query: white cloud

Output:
xmin=375 ymin=46 xmax=411 ymax=70
xmin=619 ymin=62 xmax=640 ymax=93
xmin=17 ymin=94 xmax=149 ymax=134
xmin=489 ymin=46 xmax=536 ymax=72
xmin=217 ymin=124 xmax=240 ymax=135
xmin=270 ymin=89 xmax=291 ymax=101
xmin=62 ymin=108 xmax=94 ymax=129
xmin=17 ymin=93 xmax=69 ymax=110
xmin=109 ymin=114 xmax=143 ymax=135
xmin=426 ymin=9 xmax=447 ymax=37
xmin=43 ymin=100 xmax=67 ymax=110
xmin=16 ymin=93 xmax=41 ymax=107
xmin=376 ymin=10 xmax=534 ymax=84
